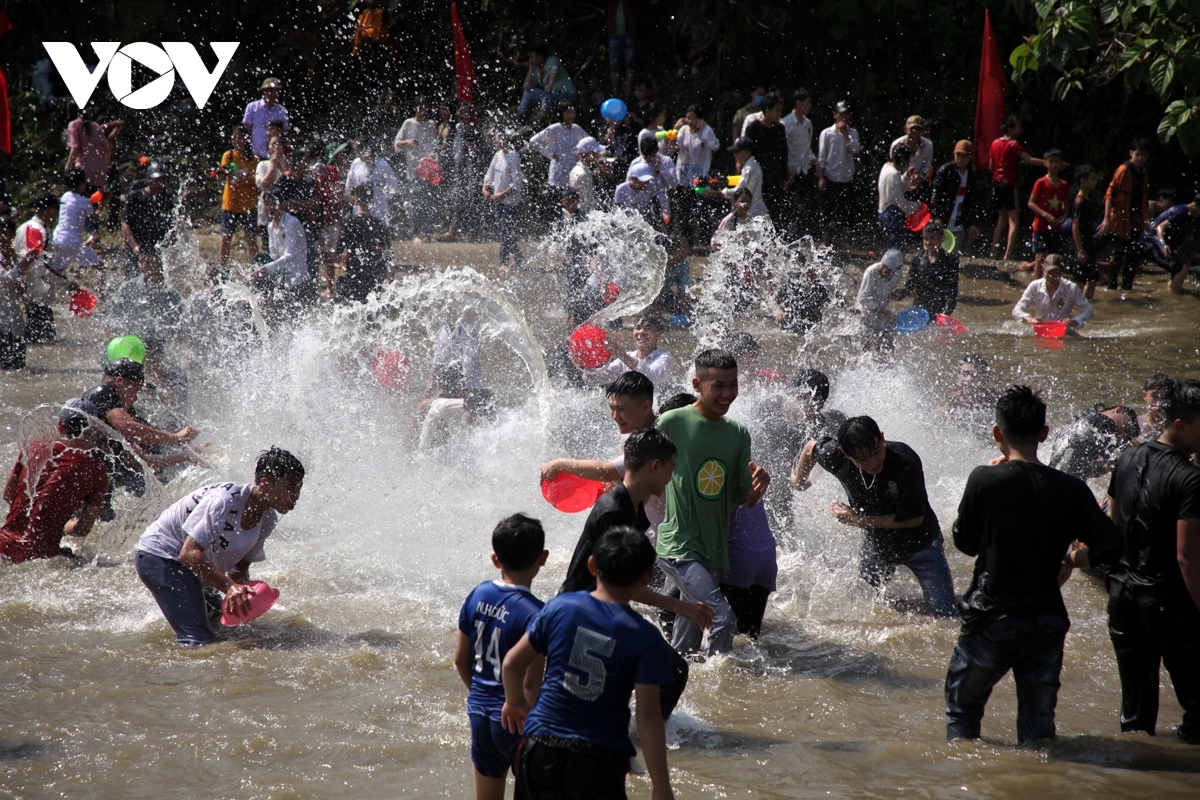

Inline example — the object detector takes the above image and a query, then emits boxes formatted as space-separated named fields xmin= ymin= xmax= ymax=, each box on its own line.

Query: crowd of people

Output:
xmin=1 ymin=38 xmax=1199 ymax=800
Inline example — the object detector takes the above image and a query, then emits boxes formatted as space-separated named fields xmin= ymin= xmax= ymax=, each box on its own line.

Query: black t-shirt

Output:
xmin=559 ymin=483 xmax=650 ymax=595
xmin=122 ymin=181 xmax=174 ymax=247
xmin=1108 ymin=440 xmax=1200 ymax=598
xmin=83 ymin=384 xmax=123 ymax=420
xmin=1048 ymin=405 xmax=1126 ymax=480
xmin=1072 ymin=193 xmax=1101 ymax=252
xmin=954 ymin=461 xmax=1119 ymax=631
xmin=901 ymin=250 xmax=960 ymax=316
xmin=745 ymin=120 xmax=789 ymax=186
xmin=754 ymin=405 xmax=844 ymax=533
xmin=337 ymin=212 xmax=391 ymax=303
xmin=813 ymin=438 xmax=941 ymax=561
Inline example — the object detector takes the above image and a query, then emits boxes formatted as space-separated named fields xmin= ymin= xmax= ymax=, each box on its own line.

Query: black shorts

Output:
xmin=515 ymin=737 xmax=629 ymax=800
xmin=822 ymin=180 xmax=854 ymax=229
xmin=1032 ymin=229 xmax=1065 ymax=255
xmin=992 ymin=182 xmax=1020 ymax=212
xmin=1068 ymin=249 xmax=1100 ymax=282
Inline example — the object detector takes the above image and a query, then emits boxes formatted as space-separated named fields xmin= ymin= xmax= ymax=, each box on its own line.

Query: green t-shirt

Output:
xmin=654 ymin=405 xmax=753 ymax=569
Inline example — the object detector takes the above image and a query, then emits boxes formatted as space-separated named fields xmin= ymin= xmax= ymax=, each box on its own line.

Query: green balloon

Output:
xmin=106 ymin=335 xmax=147 ymax=364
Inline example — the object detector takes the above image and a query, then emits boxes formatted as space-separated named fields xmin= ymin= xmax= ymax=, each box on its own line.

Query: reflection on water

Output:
xmin=2 ymin=227 xmax=1200 ymax=797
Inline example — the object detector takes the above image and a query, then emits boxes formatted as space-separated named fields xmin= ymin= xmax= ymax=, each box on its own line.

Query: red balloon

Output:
xmin=567 ymin=324 xmax=611 ymax=369
xmin=541 ymin=472 xmax=606 ymax=513
xmin=905 ymin=203 xmax=931 ymax=232
xmin=602 ymin=282 xmax=621 ymax=305
xmin=69 ymin=288 xmax=97 ymax=318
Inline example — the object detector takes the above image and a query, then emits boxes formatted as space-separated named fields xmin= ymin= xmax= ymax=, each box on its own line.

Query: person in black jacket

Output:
xmin=931 ymin=140 xmax=983 ymax=254
xmin=1106 ymin=379 xmax=1200 ymax=744
xmin=946 ymin=386 xmax=1120 ymax=744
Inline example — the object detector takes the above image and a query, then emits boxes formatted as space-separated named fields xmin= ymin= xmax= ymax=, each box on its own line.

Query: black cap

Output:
xmin=728 ymin=136 xmax=754 ymax=154
xmin=103 ymin=358 xmax=144 ymax=382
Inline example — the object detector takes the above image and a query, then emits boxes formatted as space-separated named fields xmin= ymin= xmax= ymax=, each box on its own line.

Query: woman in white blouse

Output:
xmin=674 ymin=104 xmax=720 ymax=185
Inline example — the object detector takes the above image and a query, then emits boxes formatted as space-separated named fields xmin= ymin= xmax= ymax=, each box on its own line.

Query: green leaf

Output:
xmin=1033 ymin=0 xmax=1058 ymax=19
xmin=1150 ymin=56 xmax=1177 ymax=97
xmin=1173 ymin=116 xmax=1200 ymax=158
xmin=1100 ymin=0 xmax=1122 ymax=23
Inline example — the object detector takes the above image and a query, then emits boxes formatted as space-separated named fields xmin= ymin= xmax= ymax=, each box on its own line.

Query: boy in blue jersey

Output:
xmin=455 ymin=514 xmax=550 ymax=800
xmin=502 ymin=527 xmax=676 ymax=800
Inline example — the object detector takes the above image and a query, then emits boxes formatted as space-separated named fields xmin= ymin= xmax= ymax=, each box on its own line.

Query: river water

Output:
xmin=2 ymin=231 xmax=1199 ymax=799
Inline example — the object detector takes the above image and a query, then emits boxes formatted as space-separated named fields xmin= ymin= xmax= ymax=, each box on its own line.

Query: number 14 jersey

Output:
xmin=458 ymin=580 xmax=545 ymax=719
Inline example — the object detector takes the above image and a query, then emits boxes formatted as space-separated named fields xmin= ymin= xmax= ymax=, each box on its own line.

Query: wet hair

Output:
xmin=793 ymin=369 xmax=830 ymax=406
xmin=606 ymin=370 xmax=654 ymax=402
xmin=560 ymin=188 xmax=580 ymax=203
xmin=695 ymin=348 xmax=737 ymax=374
xmin=413 ymin=95 xmax=428 ymax=109
xmin=995 ymin=385 xmax=1046 ymax=445
xmin=635 ymin=312 xmax=664 ymax=332
xmin=1074 ymin=164 xmax=1096 ymax=182
xmin=592 ymin=526 xmax=656 ymax=587
xmin=65 ymin=167 xmax=88 ymax=188
xmin=59 ymin=399 xmax=97 ymax=439
xmin=1130 ymin=137 xmax=1152 ymax=154
xmin=465 ymin=388 xmax=496 ymax=420
xmin=760 ymin=91 xmax=784 ymax=112
xmin=255 ymin=447 xmax=305 ymax=483
xmin=890 ymin=142 xmax=913 ymax=166
xmin=685 ymin=103 xmax=706 ymax=118
xmin=623 ymin=428 xmax=677 ymax=472
xmin=492 ymin=513 xmax=545 ymax=572
xmin=1162 ymin=379 xmax=1200 ymax=424
xmin=32 ymin=192 xmax=58 ymax=213
xmin=638 ymin=136 xmax=659 ymax=159
xmin=792 ymin=88 xmax=811 ymax=105
xmin=1105 ymin=406 xmax=1141 ymax=442
xmin=644 ymin=101 xmax=665 ymax=122
xmin=1043 ymin=148 xmax=1063 ymax=161
xmin=1001 ymin=116 xmax=1019 ymax=133
xmin=1144 ymin=373 xmax=1174 ymax=396
xmin=434 ymin=362 xmax=466 ymax=398
xmin=923 ymin=219 xmax=945 ymax=237
xmin=558 ymin=102 xmax=575 ymax=118
xmin=961 ymin=354 xmax=989 ymax=375
xmin=837 ymin=416 xmax=883 ymax=459
xmin=103 ymin=358 xmax=144 ymax=381
xmin=659 ymin=392 xmax=695 ymax=414
xmin=724 ymin=332 xmax=759 ymax=360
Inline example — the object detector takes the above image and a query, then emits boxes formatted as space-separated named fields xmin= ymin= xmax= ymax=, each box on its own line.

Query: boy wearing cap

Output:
xmin=855 ymin=249 xmax=905 ymax=353
xmin=722 ymin=137 xmax=768 ymax=218
xmin=1012 ymin=254 xmax=1094 ymax=330
xmin=568 ymin=137 xmax=608 ymax=214
xmin=892 ymin=116 xmax=934 ymax=195
xmin=242 ymin=78 xmax=290 ymax=159
xmin=614 ymin=162 xmax=669 ymax=228
xmin=932 ymin=141 xmax=983 ymax=251
xmin=817 ymin=101 xmax=861 ymax=249
xmin=0 ymin=401 xmax=110 ymax=563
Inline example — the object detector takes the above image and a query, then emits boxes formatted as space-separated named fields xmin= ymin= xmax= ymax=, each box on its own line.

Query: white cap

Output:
xmin=575 ymin=136 xmax=607 ymax=154
xmin=881 ymin=249 xmax=904 ymax=269
xmin=629 ymin=163 xmax=655 ymax=182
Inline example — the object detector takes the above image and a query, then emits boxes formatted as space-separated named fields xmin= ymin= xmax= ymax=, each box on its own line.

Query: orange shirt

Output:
xmin=221 ymin=150 xmax=260 ymax=214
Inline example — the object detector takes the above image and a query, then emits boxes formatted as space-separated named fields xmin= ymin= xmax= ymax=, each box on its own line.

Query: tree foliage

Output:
xmin=1011 ymin=0 xmax=1200 ymax=155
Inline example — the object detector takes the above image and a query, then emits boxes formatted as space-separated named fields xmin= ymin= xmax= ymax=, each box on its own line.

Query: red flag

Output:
xmin=973 ymin=10 xmax=1008 ymax=170
xmin=0 ymin=69 xmax=10 ymax=155
xmin=450 ymin=3 xmax=476 ymax=106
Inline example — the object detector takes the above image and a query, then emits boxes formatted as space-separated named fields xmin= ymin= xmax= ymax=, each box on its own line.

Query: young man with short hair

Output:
xmin=501 ymin=527 xmax=677 ymax=800
xmin=582 ymin=313 xmax=675 ymax=390
xmin=454 ymin=513 xmax=549 ymax=800
xmin=744 ymin=91 xmax=791 ymax=226
xmin=135 ymin=447 xmax=305 ymax=646
xmin=655 ymin=349 xmax=770 ymax=656
xmin=1070 ymin=165 xmax=1102 ymax=299
xmin=1106 ymin=379 xmax=1200 ymax=743
xmin=792 ymin=415 xmax=957 ymax=617
xmin=817 ymin=101 xmax=861 ymax=249
xmin=1099 ymin=138 xmax=1152 ymax=290
xmin=945 ymin=386 xmax=1120 ymax=743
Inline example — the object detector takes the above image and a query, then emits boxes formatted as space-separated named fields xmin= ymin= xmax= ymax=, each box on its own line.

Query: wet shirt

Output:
xmin=122 ymin=181 xmax=174 ymax=247
xmin=813 ymin=438 xmax=941 ymax=561
xmin=1072 ymin=193 xmax=1101 ymax=251
xmin=901 ymin=249 xmax=960 ymax=316
xmin=337 ymin=211 xmax=391 ymax=303
xmin=82 ymin=384 xmax=124 ymax=421
xmin=654 ymin=405 xmax=753 ymax=570
xmin=560 ymin=483 xmax=650 ymax=595
xmin=1153 ymin=204 xmax=1195 ymax=250
xmin=754 ymin=405 xmax=844 ymax=532
xmin=1108 ymin=441 xmax=1200 ymax=598
xmin=0 ymin=443 xmax=109 ymax=563
xmin=954 ymin=460 xmax=1119 ymax=632
xmin=989 ymin=137 xmax=1024 ymax=185
xmin=137 ymin=482 xmax=276 ymax=572
xmin=457 ymin=580 xmax=544 ymax=719
xmin=1048 ymin=405 xmax=1127 ymax=480
xmin=524 ymin=591 xmax=672 ymax=755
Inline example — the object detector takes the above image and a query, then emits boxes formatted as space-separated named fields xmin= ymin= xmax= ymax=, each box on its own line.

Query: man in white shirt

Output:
xmin=856 ymin=248 xmax=904 ymax=353
xmin=583 ymin=314 xmax=675 ymax=390
xmin=722 ymin=138 xmax=768 ymax=219
xmin=529 ymin=105 xmax=590 ymax=189
xmin=626 ymin=136 xmax=679 ymax=192
xmin=1012 ymin=255 xmax=1094 ymax=329
xmin=783 ymin=89 xmax=817 ymax=234
xmin=344 ymin=143 xmax=400 ymax=225
xmin=569 ymin=137 xmax=607 ymax=213
xmin=817 ymin=101 xmax=862 ymax=248
xmin=254 ymin=191 xmax=315 ymax=320
xmin=394 ymin=98 xmax=439 ymax=241
xmin=135 ymin=448 xmax=304 ymax=647
xmin=891 ymin=115 xmax=934 ymax=188
xmin=242 ymin=78 xmax=290 ymax=159
xmin=483 ymin=135 xmax=524 ymax=269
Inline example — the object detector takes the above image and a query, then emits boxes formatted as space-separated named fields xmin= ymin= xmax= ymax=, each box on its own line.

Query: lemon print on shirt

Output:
xmin=696 ymin=459 xmax=727 ymax=500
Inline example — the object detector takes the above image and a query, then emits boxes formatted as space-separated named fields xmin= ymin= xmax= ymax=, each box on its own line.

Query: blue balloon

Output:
xmin=601 ymin=98 xmax=627 ymax=122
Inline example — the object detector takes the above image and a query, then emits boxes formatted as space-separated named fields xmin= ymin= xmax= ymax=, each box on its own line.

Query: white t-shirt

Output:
xmin=395 ymin=118 xmax=439 ymax=180
xmin=484 ymin=150 xmax=523 ymax=207
xmin=344 ymin=157 xmax=400 ymax=222
xmin=583 ymin=349 xmax=675 ymax=390
xmin=137 ymin=482 xmax=277 ymax=573
xmin=568 ymin=162 xmax=596 ymax=213
xmin=675 ymin=123 xmax=720 ymax=184
xmin=52 ymin=191 xmax=93 ymax=246
xmin=529 ymin=122 xmax=589 ymax=188
xmin=781 ymin=112 xmax=815 ymax=175
xmin=891 ymin=135 xmax=934 ymax=178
